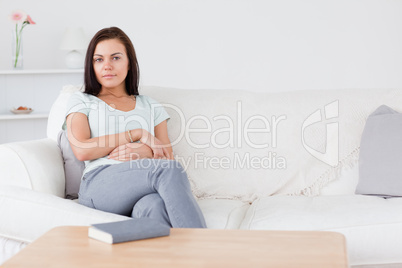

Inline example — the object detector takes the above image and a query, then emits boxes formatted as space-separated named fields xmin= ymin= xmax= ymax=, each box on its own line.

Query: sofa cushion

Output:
xmin=47 ymin=85 xmax=84 ymax=141
xmin=67 ymin=199 xmax=249 ymax=230
xmin=57 ymin=130 xmax=85 ymax=199
xmin=356 ymin=105 xmax=402 ymax=197
xmin=197 ymin=199 xmax=250 ymax=229
xmin=0 ymin=236 xmax=27 ymax=264
xmin=240 ymin=195 xmax=402 ymax=265
xmin=0 ymin=185 xmax=249 ymax=243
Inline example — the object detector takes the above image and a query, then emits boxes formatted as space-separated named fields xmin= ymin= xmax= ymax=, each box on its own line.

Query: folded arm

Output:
xmin=66 ymin=113 xmax=173 ymax=161
xmin=107 ymin=120 xmax=174 ymax=161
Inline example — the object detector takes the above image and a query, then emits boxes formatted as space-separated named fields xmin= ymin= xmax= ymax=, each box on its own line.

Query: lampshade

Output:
xmin=60 ymin=27 xmax=87 ymax=69
xmin=60 ymin=27 xmax=87 ymax=50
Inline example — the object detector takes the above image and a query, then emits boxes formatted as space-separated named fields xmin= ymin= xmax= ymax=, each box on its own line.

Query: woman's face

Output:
xmin=93 ymin=39 xmax=129 ymax=92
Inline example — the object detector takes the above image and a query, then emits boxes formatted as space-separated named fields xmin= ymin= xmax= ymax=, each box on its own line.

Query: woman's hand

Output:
xmin=108 ymin=142 xmax=153 ymax=161
xmin=139 ymin=130 xmax=170 ymax=159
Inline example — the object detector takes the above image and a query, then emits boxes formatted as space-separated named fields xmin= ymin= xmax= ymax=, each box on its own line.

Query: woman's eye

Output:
xmin=113 ymin=57 xmax=120 ymax=60
xmin=94 ymin=58 xmax=103 ymax=62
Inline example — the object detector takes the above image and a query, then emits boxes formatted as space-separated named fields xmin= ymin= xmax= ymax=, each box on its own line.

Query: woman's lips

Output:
xmin=103 ymin=74 xmax=115 ymax=78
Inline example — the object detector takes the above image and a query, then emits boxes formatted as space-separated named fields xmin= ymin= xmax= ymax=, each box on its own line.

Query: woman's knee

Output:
xmin=159 ymin=161 xmax=191 ymax=189
xmin=132 ymin=193 xmax=166 ymax=218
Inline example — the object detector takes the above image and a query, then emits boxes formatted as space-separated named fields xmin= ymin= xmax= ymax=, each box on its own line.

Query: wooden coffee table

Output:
xmin=2 ymin=226 xmax=349 ymax=267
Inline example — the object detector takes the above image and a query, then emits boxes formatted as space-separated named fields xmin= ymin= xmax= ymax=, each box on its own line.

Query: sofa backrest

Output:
xmin=48 ymin=85 xmax=402 ymax=202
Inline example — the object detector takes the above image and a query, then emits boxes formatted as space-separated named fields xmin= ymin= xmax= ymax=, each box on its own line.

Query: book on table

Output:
xmin=88 ymin=218 xmax=170 ymax=244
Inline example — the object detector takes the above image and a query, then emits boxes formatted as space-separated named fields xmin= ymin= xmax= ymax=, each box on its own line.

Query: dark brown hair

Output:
xmin=84 ymin=27 xmax=140 ymax=96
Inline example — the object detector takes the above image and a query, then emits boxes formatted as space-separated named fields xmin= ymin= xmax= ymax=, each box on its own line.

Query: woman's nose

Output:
xmin=103 ymin=60 xmax=112 ymax=70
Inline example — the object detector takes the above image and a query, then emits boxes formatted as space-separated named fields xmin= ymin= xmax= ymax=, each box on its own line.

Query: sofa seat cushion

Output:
xmin=0 ymin=184 xmax=249 ymax=243
xmin=241 ymin=195 xmax=402 ymax=265
xmin=70 ymin=198 xmax=249 ymax=230
xmin=197 ymin=199 xmax=250 ymax=229
xmin=241 ymin=195 xmax=402 ymax=230
xmin=0 ymin=236 xmax=27 ymax=265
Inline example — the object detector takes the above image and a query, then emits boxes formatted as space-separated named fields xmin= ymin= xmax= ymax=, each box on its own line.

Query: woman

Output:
xmin=65 ymin=26 xmax=206 ymax=228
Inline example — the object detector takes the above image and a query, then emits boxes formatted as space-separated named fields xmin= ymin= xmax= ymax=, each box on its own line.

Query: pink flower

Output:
xmin=9 ymin=10 xmax=27 ymax=24
xmin=26 ymin=15 xmax=36 ymax=25
xmin=8 ymin=10 xmax=36 ymax=68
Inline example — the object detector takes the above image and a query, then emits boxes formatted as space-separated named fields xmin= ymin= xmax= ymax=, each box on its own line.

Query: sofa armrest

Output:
xmin=0 ymin=138 xmax=65 ymax=198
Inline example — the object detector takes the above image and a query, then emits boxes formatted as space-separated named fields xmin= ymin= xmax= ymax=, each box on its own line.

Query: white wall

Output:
xmin=1 ymin=0 xmax=402 ymax=92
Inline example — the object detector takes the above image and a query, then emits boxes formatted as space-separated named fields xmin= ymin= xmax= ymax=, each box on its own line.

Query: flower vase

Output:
xmin=12 ymin=29 xmax=23 ymax=69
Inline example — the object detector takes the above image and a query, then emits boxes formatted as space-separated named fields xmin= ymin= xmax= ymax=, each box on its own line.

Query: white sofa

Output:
xmin=1 ymin=85 xmax=402 ymax=267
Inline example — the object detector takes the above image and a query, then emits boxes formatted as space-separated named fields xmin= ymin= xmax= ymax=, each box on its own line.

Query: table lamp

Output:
xmin=60 ymin=27 xmax=87 ymax=69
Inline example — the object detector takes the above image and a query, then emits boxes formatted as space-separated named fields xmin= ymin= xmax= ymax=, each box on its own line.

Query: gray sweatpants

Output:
xmin=78 ymin=159 xmax=206 ymax=228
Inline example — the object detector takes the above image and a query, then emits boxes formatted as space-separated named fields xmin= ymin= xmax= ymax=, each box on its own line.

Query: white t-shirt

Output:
xmin=63 ymin=91 xmax=170 ymax=175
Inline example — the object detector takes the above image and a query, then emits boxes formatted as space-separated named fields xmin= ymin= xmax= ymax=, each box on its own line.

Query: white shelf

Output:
xmin=0 ymin=113 xmax=48 ymax=120
xmin=0 ymin=69 xmax=84 ymax=75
